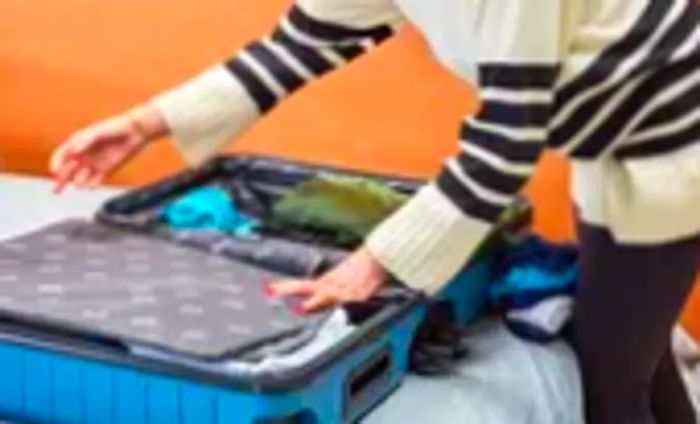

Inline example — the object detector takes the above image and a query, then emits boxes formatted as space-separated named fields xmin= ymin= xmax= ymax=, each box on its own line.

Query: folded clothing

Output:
xmin=224 ymin=309 xmax=356 ymax=378
xmin=405 ymin=234 xmax=579 ymax=375
xmin=504 ymin=296 xmax=575 ymax=343
xmin=490 ymin=236 xmax=579 ymax=343
xmin=162 ymin=186 xmax=260 ymax=235
xmin=490 ymin=236 xmax=578 ymax=307
xmin=158 ymin=177 xmax=408 ymax=273
xmin=167 ymin=229 xmax=349 ymax=278
xmin=267 ymin=174 xmax=409 ymax=247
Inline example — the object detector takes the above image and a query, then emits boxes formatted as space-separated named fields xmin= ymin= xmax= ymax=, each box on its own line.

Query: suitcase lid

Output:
xmin=0 ymin=219 xmax=329 ymax=359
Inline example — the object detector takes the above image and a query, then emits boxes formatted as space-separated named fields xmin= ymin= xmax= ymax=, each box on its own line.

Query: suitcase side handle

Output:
xmin=343 ymin=345 xmax=393 ymax=420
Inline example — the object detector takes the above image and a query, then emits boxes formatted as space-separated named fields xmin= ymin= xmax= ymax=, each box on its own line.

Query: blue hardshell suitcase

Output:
xmin=0 ymin=156 xmax=528 ymax=424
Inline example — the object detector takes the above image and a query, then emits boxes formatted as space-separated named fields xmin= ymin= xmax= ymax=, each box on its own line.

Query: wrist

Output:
xmin=125 ymin=104 xmax=170 ymax=142
xmin=358 ymin=246 xmax=388 ymax=279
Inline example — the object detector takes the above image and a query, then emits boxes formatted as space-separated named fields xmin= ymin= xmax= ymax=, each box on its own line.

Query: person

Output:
xmin=51 ymin=0 xmax=699 ymax=422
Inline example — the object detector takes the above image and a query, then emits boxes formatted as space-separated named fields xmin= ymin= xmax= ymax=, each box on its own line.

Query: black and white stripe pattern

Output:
xmin=438 ymin=64 xmax=558 ymax=223
xmin=549 ymin=0 xmax=699 ymax=159
xmin=285 ymin=5 xmax=393 ymax=46
xmin=616 ymin=67 xmax=700 ymax=158
xmin=219 ymin=0 xmax=697 ymax=228
xmin=428 ymin=0 xmax=697 ymax=229
xmin=224 ymin=4 xmax=394 ymax=113
xmin=573 ymin=53 xmax=699 ymax=158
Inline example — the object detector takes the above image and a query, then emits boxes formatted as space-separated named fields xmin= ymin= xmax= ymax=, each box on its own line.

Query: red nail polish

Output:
xmin=292 ymin=304 xmax=305 ymax=315
xmin=263 ymin=283 xmax=275 ymax=297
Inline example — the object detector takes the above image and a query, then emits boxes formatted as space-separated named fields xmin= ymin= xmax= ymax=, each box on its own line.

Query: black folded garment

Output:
xmin=168 ymin=228 xmax=349 ymax=277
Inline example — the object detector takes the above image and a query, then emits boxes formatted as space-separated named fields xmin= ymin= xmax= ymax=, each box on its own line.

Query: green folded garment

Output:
xmin=268 ymin=174 xmax=409 ymax=245
xmin=269 ymin=173 xmax=530 ymax=248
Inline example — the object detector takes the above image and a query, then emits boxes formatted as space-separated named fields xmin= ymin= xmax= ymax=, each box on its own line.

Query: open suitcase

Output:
xmin=0 ymin=156 xmax=530 ymax=424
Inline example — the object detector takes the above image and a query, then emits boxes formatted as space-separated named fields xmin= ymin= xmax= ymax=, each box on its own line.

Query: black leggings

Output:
xmin=572 ymin=223 xmax=700 ymax=424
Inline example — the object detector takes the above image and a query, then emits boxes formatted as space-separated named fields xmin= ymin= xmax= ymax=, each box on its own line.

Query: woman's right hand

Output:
xmin=50 ymin=105 xmax=169 ymax=193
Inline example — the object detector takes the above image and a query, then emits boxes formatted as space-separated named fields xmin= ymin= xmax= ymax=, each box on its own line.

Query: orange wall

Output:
xmin=3 ymin=0 xmax=698 ymax=336
xmin=0 ymin=0 xmax=573 ymax=238
xmin=0 ymin=0 xmax=470 ymax=181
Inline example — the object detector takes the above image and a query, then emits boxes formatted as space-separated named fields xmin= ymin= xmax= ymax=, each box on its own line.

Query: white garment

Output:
xmin=223 ymin=309 xmax=355 ymax=377
xmin=507 ymin=296 xmax=575 ymax=338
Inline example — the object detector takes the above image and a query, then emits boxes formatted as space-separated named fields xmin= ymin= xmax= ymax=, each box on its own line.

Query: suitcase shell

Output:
xmin=0 ymin=155 xmax=524 ymax=424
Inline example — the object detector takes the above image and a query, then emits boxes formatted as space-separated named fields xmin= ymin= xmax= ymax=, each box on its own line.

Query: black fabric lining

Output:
xmin=224 ymin=58 xmax=277 ymax=113
xmin=615 ymin=120 xmax=700 ymax=159
xmin=635 ymin=80 xmax=700 ymax=132
xmin=556 ymin=0 xmax=674 ymax=107
xmin=478 ymin=64 xmax=560 ymax=90
xmin=436 ymin=170 xmax=505 ymax=223
xmin=570 ymin=55 xmax=700 ymax=158
xmin=455 ymin=152 xmax=527 ymax=195
xmin=478 ymin=100 xmax=551 ymax=128
xmin=271 ymin=28 xmax=335 ymax=75
xmin=288 ymin=4 xmax=394 ymax=44
xmin=551 ymin=2 xmax=695 ymax=150
xmin=246 ymin=42 xmax=307 ymax=93
xmin=460 ymin=124 xmax=544 ymax=163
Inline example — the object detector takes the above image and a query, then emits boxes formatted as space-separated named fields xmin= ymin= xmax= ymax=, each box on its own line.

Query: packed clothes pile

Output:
xmin=161 ymin=175 xmax=580 ymax=348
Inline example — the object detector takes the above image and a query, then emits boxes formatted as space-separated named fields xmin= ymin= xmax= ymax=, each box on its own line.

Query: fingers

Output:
xmin=268 ymin=278 xmax=337 ymax=313
xmin=268 ymin=279 xmax=316 ymax=297
xmin=268 ymin=277 xmax=377 ymax=314
xmin=51 ymin=119 xmax=130 ymax=190
xmin=52 ymin=131 xmax=93 ymax=193
xmin=50 ymin=142 xmax=74 ymax=175
xmin=300 ymin=291 xmax=336 ymax=313
xmin=74 ymin=167 xmax=96 ymax=188
xmin=50 ymin=131 xmax=93 ymax=175
xmin=53 ymin=156 xmax=102 ymax=193
xmin=86 ymin=172 xmax=104 ymax=188
xmin=270 ymin=281 xmax=337 ymax=313
xmin=267 ymin=249 xmax=389 ymax=314
xmin=52 ymin=157 xmax=82 ymax=194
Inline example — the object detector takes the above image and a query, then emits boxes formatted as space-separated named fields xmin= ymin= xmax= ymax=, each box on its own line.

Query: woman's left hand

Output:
xmin=268 ymin=247 xmax=388 ymax=313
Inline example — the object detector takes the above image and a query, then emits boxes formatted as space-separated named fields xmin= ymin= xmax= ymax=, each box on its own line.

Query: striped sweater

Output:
xmin=154 ymin=0 xmax=700 ymax=294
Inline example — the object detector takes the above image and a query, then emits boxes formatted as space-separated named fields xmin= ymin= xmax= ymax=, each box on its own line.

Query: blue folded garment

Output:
xmin=488 ymin=235 xmax=579 ymax=344
xmin=496 ymin=285 xmax=576 ymax=310
xmin=162 ymin=187 xmax=260 ymax=236
xmin=490 ymin=235 xmax=579 ymax=306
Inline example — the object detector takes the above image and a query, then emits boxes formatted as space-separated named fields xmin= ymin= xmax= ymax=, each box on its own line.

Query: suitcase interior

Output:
xmin=96 ymin=154 xmax=530 ymax=340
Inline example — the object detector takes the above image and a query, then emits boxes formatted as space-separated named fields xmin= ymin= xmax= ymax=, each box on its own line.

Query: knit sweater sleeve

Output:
xmin=151 ymin=0 xmax=403 ymax=164
xmin=367 ymin=0 xmax=564 ymax=295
